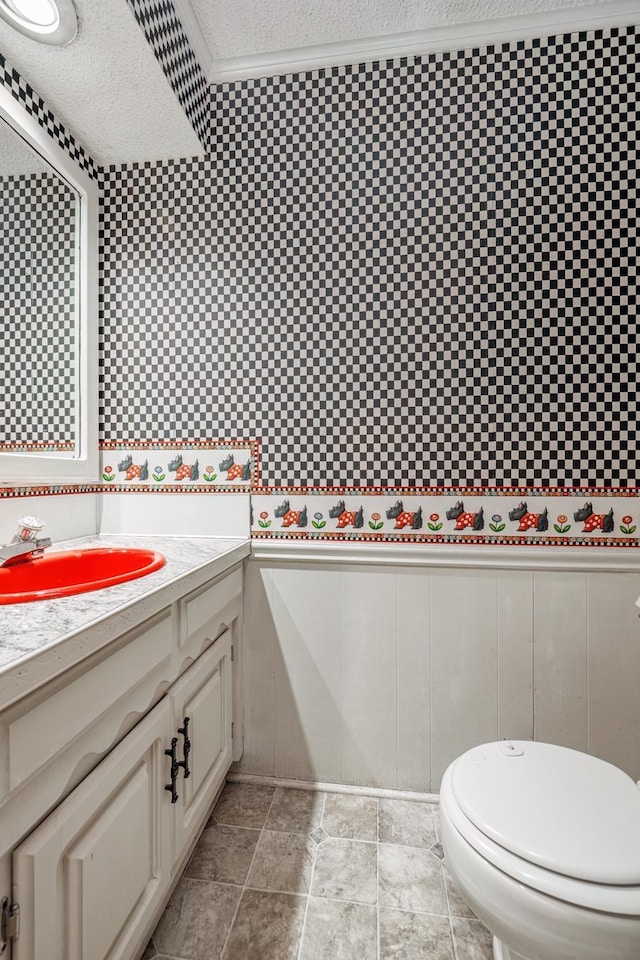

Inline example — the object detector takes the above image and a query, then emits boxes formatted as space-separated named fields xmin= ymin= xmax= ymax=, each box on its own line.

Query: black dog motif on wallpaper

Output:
xmin=219 ymin=453 xmax=252 ymax=482
xmin=574 ymin=502 xmax=615 ymax=533
xmin=386 ymin=500 xmax=423 ymax=529
xmin=445 ymin=500 xmax=484 ymax=531
xmin=508 ymin=501 xmax=549 ymax=532
xmin=118 ymin=453 xmax=149 ymax=481
xmin=274 ymin=500 xmax=308 ymax=528
xmin=328 ymin=500 xmax=364 ymax=529
xmin=168 ymin=453 xmax=199 ymax=481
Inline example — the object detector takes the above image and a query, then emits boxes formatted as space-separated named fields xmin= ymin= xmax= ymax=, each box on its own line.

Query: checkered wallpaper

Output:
xmin=1 ymin=171 xmax=77 ymax=447
xmin=126 ymin=0 xmax=209 ymax=150
xmin=0 ymin=52 xmax=99 ymax=180
xmin=100 ymin=23 xmax=639 ymax=488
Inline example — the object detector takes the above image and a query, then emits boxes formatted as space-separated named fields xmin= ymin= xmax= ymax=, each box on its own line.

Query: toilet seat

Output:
xmin=443 ymin=741 xmax=640 ymax=916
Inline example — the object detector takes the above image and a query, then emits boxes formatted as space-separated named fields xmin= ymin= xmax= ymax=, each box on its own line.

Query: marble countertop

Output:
xmin=0 ymin=534 xmax=250 ymax=710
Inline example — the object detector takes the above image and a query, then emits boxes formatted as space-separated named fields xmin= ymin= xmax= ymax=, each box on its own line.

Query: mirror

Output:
xmin=0 ymin=77 xmax=97 ymax=483
xmin=0 ymin=115 xmax=79 ymax=453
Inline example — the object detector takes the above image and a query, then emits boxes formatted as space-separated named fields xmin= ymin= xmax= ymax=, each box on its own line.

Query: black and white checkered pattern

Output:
xmin=126 ymin=0 xmax=209 ymax=151
xmin=0 ymin=52 xmax=99 ymax=180
xmin=1 ymin=171 xmax=77 ymax=445
xmin=100 ymin=24 xmax=639 ymax=488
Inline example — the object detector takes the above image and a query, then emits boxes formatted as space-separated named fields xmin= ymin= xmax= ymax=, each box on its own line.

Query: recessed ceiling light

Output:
xmin=0 ymin=0 xmax=77 ymax=45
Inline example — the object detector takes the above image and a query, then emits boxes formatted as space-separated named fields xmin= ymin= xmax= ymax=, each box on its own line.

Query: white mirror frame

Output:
xmin=0 ymin=80 xmax=97 ymax=484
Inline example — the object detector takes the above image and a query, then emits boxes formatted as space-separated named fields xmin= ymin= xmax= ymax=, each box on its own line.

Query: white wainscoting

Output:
xmin=239 ymin=545 xmax=640 ymax=793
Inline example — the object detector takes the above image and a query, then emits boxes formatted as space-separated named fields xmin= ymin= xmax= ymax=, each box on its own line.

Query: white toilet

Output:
xmin=439 ymin=740 xmax=640 ymax=960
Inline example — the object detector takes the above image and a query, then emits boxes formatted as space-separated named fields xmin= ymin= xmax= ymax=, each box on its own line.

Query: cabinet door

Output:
xmin=170 ymin=630 xmax=233 ymax=864
xmin=12 ymin=697 xmax=173 ymax=960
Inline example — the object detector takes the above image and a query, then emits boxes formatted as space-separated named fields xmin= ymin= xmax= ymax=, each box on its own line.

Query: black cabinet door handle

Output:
xmin=164 ymin=737 xmax=179 ymax=803
xmin=178 ymin=716 xmax=191 ymax=779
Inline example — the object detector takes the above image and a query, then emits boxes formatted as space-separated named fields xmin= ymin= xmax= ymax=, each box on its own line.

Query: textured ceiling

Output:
xmin=0 ymin=0 xmax=203 ymax=167
xmin=191 ymin=0 xmax=607 ymax=59
xmin=0 ymin=0 xmax=631 ymax=166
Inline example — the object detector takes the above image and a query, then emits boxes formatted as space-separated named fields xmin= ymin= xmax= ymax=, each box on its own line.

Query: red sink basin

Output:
xmin=0 ymin=547 xmax=166 ymax=604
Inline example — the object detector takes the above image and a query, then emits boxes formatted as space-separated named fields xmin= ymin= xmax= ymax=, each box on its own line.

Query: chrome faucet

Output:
xmin=0 ymin=516 xmax=52 ymax=567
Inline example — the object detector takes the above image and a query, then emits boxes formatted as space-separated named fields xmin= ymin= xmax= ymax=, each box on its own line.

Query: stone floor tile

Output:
xmin=378 ymin=799 xmax=438 ymax=848
xmin=148 ymin=784 xmax=489 ymax=960
xmin=378 ymin=843 xmax=448 ymax=915
xmin=213 ymin=782 xmax=275 ymax=828
xmin=310 ymin=825 xmax=328 ymax=844
xmin=266 ymin=787 xmax=325 ymax=835
xmin=379 ymin=907 xmax=455 ymax=960
xmin=311 ymin=837 xmax=377 ymax=904
xmin=430 ymin=841 xmax=445 ymax=861
xmin=185 ymin=822 xmax=260 ymax=885
xmin=222 ymin=889 xmax=306 ymax=960
xmin=300 ymin=897 xmax=377 ymax=960
xmin=443 ymin=863 xmax=476 ymax=918
xmin=322 ymin=793 xmax=378 ymax=841
xmin=153 ymin=876 xmax=240 ymax=960
xmin=451 ymin=918 xmax=494 ymax=960
xmin=247 ymin=829 xmax=315 ymax=893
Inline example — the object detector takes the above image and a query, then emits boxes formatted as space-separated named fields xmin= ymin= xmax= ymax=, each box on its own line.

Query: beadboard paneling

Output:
xmin=241 ymin=562 xmax=276 ymax=775
xmin=272 ymin=565 xmax=343 ymax=782
xmin=340 ymin=566 xmax=398 ymax=787
xmin=396 ymin=570 xmax=431 ymax=791
xmin=430 ymin=570 xmax=499 ymax=786
xmin=497 ymin=570 xmax=534 ymax=742
xmin=533 ymin=573 xmax=588 ymax=752
xmin=587 ymin=573 xmax=640 ymax=774
xmin=240 ymin=560 xmax=640 ymax=792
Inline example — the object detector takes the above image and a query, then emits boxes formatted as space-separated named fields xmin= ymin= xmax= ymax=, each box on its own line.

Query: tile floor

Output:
xmin=142 ymin=782 xmax=493 ymax=960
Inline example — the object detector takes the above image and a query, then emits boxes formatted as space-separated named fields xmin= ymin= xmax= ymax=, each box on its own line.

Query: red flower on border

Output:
xmin=260 ymin=511 xmax=269 ymax=519
xmin=622 ymin=515 xmax=633 ymax=524
xmin=430 ymin=513 xmax=439 ymax=521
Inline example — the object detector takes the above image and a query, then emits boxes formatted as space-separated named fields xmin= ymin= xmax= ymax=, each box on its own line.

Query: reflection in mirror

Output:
xmin=0 ymin=72 xmax=97 ymax=484
xmin=0 ymin=115 xmax=80 ymax=453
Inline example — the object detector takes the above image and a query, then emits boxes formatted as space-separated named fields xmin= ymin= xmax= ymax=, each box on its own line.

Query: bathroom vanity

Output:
xmin=0 ymin=535 xmax=249 ymax=959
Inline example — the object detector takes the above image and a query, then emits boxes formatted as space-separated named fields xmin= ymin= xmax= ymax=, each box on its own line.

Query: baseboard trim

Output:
xmin=226 ymin=770 xmax=439 ymax=804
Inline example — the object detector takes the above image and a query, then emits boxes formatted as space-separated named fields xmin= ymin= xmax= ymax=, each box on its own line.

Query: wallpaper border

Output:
xmin=251 ymin=486 xmax=640 ymax=548
xmin=99 ymin=439 xmax=260 ymax=490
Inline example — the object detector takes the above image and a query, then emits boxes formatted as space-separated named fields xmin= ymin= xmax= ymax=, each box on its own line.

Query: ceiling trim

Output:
xmin=201 ymin=0 xmax=638 ymax=85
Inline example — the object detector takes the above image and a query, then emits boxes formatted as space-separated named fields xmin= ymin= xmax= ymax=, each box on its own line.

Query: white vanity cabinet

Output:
xmin=11 ymin=632 xmax=233 ymax=960
xmin=11 ymin=695 xmax=174 ymax=960
xmin=0 ymin=550 xmax=245 ymax=960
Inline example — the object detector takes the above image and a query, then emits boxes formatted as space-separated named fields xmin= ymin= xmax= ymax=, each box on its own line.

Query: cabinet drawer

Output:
xmin=179 ymin=566 xmax=242 ymax=649
xmin=7 ymin=610 xmax=173 ymax=793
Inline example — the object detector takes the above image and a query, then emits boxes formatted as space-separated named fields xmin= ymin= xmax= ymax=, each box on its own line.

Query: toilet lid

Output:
xmin=450 ymin=741 xmax=640 ymax=885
